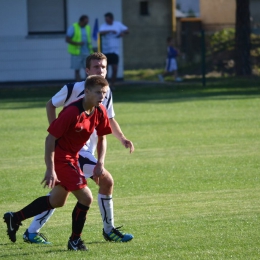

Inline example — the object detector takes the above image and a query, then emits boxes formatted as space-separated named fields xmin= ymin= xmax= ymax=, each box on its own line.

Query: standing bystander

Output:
xmin=99 ymin=12 xmax=129 ymax=89
xmin=66 ymin=15 xmax=94 ymax=81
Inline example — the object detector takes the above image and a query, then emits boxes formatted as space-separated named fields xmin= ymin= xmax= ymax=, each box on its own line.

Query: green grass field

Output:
xmin=0 ymin=78 xmax=260 ymax=259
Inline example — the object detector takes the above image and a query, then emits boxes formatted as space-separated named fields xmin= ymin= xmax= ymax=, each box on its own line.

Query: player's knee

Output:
xmin=49 ymin=194 xmax=67 ymax=208
xmin=80 ymin=193 xmax=93 ymax=206
xmin=81 ymin=188 xmax=93 ymax=206
xmin=86 ymin=192 xmax=93 ymax=204
xmin=100 ymin=171 xmax=114 ymax=188
xmin=51 ymin=199 xmax=66 ymax=208
xmin=108 ymin=174 xmax=114 ymax=188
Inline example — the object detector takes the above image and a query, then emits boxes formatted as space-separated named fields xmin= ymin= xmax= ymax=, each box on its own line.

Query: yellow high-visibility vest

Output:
xmin=68 ymin=23 xmax=93 ymax=55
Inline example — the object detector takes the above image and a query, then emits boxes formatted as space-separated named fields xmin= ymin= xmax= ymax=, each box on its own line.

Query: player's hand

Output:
xmin=93 ymin=162 xmax=105 ymax=185
xmin=121 ymin=138 xmax=134 ymax=154
xmin=41 ymin=169 xmax=60 ymax=189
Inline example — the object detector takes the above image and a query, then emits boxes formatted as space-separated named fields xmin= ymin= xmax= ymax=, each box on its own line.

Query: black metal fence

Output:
xmin=178 ymin=26 xmax=260 ymax=78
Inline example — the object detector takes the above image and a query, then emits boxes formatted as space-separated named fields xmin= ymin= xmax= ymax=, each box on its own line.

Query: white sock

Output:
xmin=98 ymin=193 xmax=114 ymax=234
xmin=27 ymin=193 xmax=55 ymax=233
xmin=28 ymin=209 xmax=55 ymax=233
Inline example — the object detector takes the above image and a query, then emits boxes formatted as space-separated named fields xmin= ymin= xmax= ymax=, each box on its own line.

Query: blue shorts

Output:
xmin=165 ymin=58 xmax=177 ymax=72
xmin=70 ymin=54 xmax=89 ymax=70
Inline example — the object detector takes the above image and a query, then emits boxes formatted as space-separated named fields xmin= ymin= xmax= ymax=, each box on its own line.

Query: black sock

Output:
xmin=14 ymin=196 xmax=53 ymax=223
xmin=70 ymin=202 xmax=89 ymax=241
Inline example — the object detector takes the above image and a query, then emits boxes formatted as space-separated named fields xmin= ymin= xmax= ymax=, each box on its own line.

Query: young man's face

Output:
xmin=86 ymin=59 xmax=107 ymax=79
xmin=86 ymin=85 xmax=108 ymax=107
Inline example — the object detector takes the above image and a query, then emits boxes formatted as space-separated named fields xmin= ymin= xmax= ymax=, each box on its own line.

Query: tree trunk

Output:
xmin=235 ymin=0 xmax=252 ymax=75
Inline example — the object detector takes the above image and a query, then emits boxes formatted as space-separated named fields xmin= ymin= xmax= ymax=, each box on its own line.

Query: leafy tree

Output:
xmin=210 ymin=28 xmax=235 ymax=52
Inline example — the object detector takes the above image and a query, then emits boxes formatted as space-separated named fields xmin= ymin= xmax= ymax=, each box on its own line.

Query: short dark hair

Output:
xmin=79 ymin=15 xmax=88 ymax=22
xmin=85 ymin=52 xmax=107 ymax=69
xmin=104 ymin=12 xmax=114 ymax=19
xmin=84 ymin=75 xmax=108 ymax=90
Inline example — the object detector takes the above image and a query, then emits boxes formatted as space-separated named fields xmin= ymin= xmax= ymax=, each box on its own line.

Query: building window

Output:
xmin=27 ymin=0 xmax=67 ymax=34
xmin=140 ymin=1 xmax=149 ymax=16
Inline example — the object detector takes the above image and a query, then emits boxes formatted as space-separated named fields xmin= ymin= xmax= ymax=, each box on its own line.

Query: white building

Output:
xmin=0 ymin=0 xmax=124 ymax=83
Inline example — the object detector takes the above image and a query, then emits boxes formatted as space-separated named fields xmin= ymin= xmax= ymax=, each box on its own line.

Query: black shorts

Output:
xmin=105 ymin=53 xmax=119 ymax=65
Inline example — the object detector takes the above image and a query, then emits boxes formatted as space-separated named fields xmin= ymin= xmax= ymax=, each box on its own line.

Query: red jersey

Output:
xmin=47 ymin=98 xmax=112 ymax=162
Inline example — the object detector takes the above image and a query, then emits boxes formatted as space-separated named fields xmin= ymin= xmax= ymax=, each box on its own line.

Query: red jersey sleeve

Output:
xmin=96 ymin=105 xmax=112 ymax=136
xmin=47 ymin=106 xmax=78 ymax=138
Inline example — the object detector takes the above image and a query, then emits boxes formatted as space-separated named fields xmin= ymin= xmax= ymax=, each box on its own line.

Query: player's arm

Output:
xmin=109 ymin=118 xmax=134 ymax=153
xmin=65 ymin=35 xmax=83 ymax=46
xmin=118 ymin=29 xmax=129 ymax=38
xmin=93 ymin=135 xmax=107 ymax=184
xmin=46 ymin=85 xmax=68 ymax=125
xmin=42 ymin=133 xmax=60 ymax=189
xmin=46 ymin=99 xmax=57 ymax=124
xmin=118 ymin=23 xmax=129 ymax=37
xmin=65 ymin=26 xmax=83 ymax=46
xmin=99 ymin=30 xmax=117 ymax=35
xmin=99 ymin=24 xmax=117 ymax=35
xmin=120 ymin=28 xmax=129 ymax=35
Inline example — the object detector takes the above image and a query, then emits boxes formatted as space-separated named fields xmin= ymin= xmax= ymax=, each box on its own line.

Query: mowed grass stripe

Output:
xmin=0 ymin=79 xmax=260 ymax=259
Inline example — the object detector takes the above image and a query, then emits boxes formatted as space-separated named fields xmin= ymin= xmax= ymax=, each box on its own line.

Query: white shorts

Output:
xmin=71 ymin=54 xmax=89 ymax=70
xmin=165 ymin=58 xmax=177 ymax=72
xmin=78 ymin=151 xmax=97 ymax=179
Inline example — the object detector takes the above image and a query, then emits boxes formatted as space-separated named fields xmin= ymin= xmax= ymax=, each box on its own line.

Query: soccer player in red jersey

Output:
xmin=3 ymin=75 xmax=112 ymax=251
xmin=23 ymin=52 xmax=134 ymax=244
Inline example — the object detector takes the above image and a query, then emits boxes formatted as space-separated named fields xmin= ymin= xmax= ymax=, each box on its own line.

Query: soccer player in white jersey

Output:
xmin=23 ymin=52 xmax=134 ymax=244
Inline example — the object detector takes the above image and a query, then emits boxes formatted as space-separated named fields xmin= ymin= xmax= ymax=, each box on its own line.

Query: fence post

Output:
xmin=201 ymin=29 xmax=206 ymax=87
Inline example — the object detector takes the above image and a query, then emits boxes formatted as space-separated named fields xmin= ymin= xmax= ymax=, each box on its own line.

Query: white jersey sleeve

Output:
xmin=118 ymin=21 xmax=128 ymax=32
xmin=51 ymin=85 xmax=68 ymax=108
xmin=102 ymin=87 xmax=115 ymax=119
xmin=51 ymin=81 xmax=85 ymax=108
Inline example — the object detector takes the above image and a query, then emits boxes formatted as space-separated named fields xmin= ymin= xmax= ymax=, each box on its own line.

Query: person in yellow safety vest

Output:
xmin=66 ymin=15 xmax=94 ymax=81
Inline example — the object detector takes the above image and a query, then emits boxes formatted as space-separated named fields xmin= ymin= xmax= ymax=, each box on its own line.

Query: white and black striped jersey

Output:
xmin=52 ymin=81 xmax=115 ymax=155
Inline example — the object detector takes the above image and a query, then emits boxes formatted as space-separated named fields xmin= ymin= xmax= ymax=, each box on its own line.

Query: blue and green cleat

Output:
xmin=103 ymin=226 xmax=133 ymax=242
xmin=23 ymin=229 xmax=51 ymax=244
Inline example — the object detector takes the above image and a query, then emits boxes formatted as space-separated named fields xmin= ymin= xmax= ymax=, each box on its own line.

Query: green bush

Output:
xmin=209 ymin=28 xmax=235 ymax=52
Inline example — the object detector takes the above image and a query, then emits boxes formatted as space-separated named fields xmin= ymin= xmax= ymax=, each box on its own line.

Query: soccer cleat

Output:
xmin=3 ymin=212 xmax=22 ymax=243
xmin=158 ymin=74 xmax=164 ymax=82
xmin=23 ymin=229 xmax=51 ymax=244
xmin=103 ymin=226 xmax=134 ymax=242
xmin=68 ymin=237 xmax=88 ymax=251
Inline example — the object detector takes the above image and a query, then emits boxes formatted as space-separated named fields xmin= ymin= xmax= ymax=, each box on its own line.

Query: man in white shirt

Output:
xmin=22 ymin=52 xmax=134 ymax=244
xmin=99 ymin=12 xmax=129 ymax=89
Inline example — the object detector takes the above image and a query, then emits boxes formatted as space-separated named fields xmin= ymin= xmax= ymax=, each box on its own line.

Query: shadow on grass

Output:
xmin=0 ymin=240 xmax=106 ymax=258
xmin=0 ymin=77 xmax=259 ymax=110
xmin=113 ymin=77 xmax=260 ymax=103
